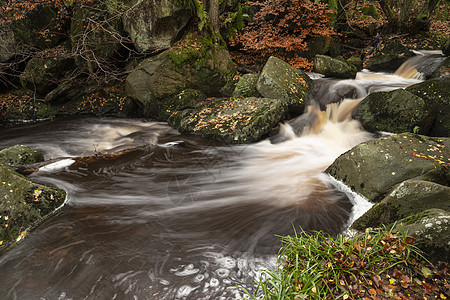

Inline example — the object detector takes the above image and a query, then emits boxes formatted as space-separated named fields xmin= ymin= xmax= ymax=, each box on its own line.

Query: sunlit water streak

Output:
xmin=0 ymin=54 xmax=436 ymax=299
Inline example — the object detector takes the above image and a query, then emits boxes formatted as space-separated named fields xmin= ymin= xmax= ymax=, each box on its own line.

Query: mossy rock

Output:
xmin=326 ymin=133 xmax=450 ymax=202
xmin=256 ymin=56 xmax=313 ymax=115
xmin=405 ymin=77 xmax=450 ymax=137
xmin=1 ymin=86 xmax=138 ymax=123
xmin=395 ymin=209 xmax=449 ymax=263
xmin=366 ymin=41 xmax=415 ymax=72
xmin=0 ymin=161 xmax=66 ymax=250
xmin=159 ymin=89 xmax=206 ymax=120
xmin=168 ymin=97 xmax=287 ymax=144
xmin=11 ymin=6 xmax=65 ymax=50
xmin=0 ymin=145 xmax=44 ymax=166
xmin=314 ymin=55 xmax=358 ymax=79
xmin=232 ymin=73 xmax=261 ymax=98
xmin=0 ymin=24 xmax=16 ymax=62
xmin=20 ymin=56 xmax=75 ymax=95
xmin=114 ymin=0 xmax=193 ymax=52
xmin=347 ymin=56 xmax=363 ymax=71
xmin=70 ymin=1 xmax=123 ymax=71
xmin=351 ymin=180 xmax=450 ymax=230
xmin=125 ymin=34 xmax=236 ymax=119
xmin=352 ymin=89 xmax=431 ymax=134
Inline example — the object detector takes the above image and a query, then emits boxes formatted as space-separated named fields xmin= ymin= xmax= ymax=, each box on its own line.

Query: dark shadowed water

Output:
xmin=0 ymin=56 xmax=435 ymax=299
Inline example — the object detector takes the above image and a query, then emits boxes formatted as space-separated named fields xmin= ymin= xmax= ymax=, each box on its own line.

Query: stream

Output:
xmin=0 ymin=54 xmax=440 ymax=299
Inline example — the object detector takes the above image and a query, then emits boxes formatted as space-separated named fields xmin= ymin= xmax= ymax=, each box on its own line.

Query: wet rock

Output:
xmin=351 ymin=180 xmax=450 ymax=230
xmin=313 ymin=55 xmax=358 ymax=79
xmin=326 ymin=133 xmax=449 ymax=202
xmin=168 ymin=97 xmax=287 ymax=144
xmin=20 ymin=56 xmax=75 ymax=95
xmin=347 ymin=56 xmax=363 ymax=72
xmin=0 ymin=161 xmax=66 ymax=250
xmin=116 ymin=0 xmax=193 ymax=52
xmin=406 ymin=77 xmax=450 ymax=137
xmin=395 ymin=209 xmax=449 ymax=263
xmin=365 ymin=41 xmax=415 ymax=72
xmin=256 ymin=56 xmax=313 ymax=115
xmin=232 ymin=73 xmax=261 ymax=98
xmin=0 ymin=145 xmax=44 ymax=166
xmin=431 ymin=57 xmax=450 ymax=79
xmin=125 ymin=34 xmax=236 ymax=119
xmin=443 ymin=38 xmax=450 ymax=57
xmin=352 ymin=89 xmax=431 ymax=134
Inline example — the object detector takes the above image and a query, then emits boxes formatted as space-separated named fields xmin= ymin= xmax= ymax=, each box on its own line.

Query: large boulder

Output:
xmin=20 ymin=56 xmax=75 ymax=95
xmin=396 ymin=209 xmax=449 ymax=263
xmin=71 ymin=1 xmax=123 ymax=71
xmin=116 ymin=0 xmax=193 ymax=52
xmin=313 ymin=55 xmax=358 ymax=79
xmin=125 ymin=35 xmax=236 ymax=119
xmin=351 ymin=180 xmax=450 ymax=230
xmin=365 ymin=41 xmax=415 ymax=72
xmin=0 ymin=145 xmax=44 ymax=166
xmin=326 ymin=133 xmax=449 ymax=202
xmin=168 ymin=97 xmax=287 ymax=144
xmin=256 ymin=56 xmax=313 ymax=115
xmin=0 ymin=24 xmax=16 ymax=62
xmin=0 ymin=161 xmax=66 ymax=250
xmin=352 ymin=89 xmax=431 ymax=134
xmin=405 ymin=77 xmax=450 ymax=137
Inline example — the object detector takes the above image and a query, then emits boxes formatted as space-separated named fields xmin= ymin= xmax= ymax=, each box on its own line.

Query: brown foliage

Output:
xmin=234 ymin=0 xmax=335 ymax=70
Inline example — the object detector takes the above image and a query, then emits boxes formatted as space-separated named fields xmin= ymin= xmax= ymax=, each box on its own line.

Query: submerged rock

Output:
xmin=326 ymin=133 xmax=449 ymax=202
xmin=351 ymin=180 xmax=450 ymax=230
xmin=0 ymin=161 xmax=66 ymax=250
xmin=256 ymin=56 xmax=313 ymax=115
xmin=313 ymin=55 xmax=358 ymax=79
xmin=0 ymin=145 xmax=44 ymax=166
xmin=395 ymin=209 xmax=449 ymax=263
xmin=168 ymin=97 xmax=287 ymax=144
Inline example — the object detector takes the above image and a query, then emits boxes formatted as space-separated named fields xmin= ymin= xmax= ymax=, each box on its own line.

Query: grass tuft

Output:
xmin=243 ymin=225 xmax=449 ymax=299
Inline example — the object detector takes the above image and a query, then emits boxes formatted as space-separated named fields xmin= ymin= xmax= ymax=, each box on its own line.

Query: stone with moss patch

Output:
xmin=232 ymin=74 xmax=261 ymax=98
xmin=405 ymin=77 xmax=450 ymax=137
xmin=125 ymin=34 xmax=236 ymax=119
xmin=314 ymin=55 xmax=358 ymax=79
xmin=168 ymin=97 xmax=287 ymax=144
xmin=0 ymin=145 xmax=44 ymax=166
xmin=326 ymin=133 xmax=449 ymax=202
xmin=395 ymin=209 xmax=449 ymax=263
xmin=20 ymin=56 xmax=75 ymax=95
xmin=352 ymin=89 xmax=431 ymax=134
xmin=256 ymin=56 xmax=313 ymax=115
xmin=0 ymin=161 xmax=66 ymax=250
xmin=351 ymin=180 xmax=450 ymax=230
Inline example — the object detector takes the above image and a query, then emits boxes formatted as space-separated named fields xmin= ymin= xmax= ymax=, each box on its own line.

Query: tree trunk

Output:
xmin=208 ymin=0 xmax=220 ymax=32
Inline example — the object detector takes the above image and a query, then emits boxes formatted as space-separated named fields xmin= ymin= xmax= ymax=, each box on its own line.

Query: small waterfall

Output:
xmin=395 ymin=51 xmax=444 ymax=79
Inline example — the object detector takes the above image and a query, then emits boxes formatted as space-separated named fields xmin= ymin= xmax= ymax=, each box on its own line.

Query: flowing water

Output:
xmin=0 ymin=54 xmax=440 ymax=299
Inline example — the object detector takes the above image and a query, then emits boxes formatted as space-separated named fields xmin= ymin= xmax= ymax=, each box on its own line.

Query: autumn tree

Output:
xmin=234 ymin=0 xmax=335 ymax=70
